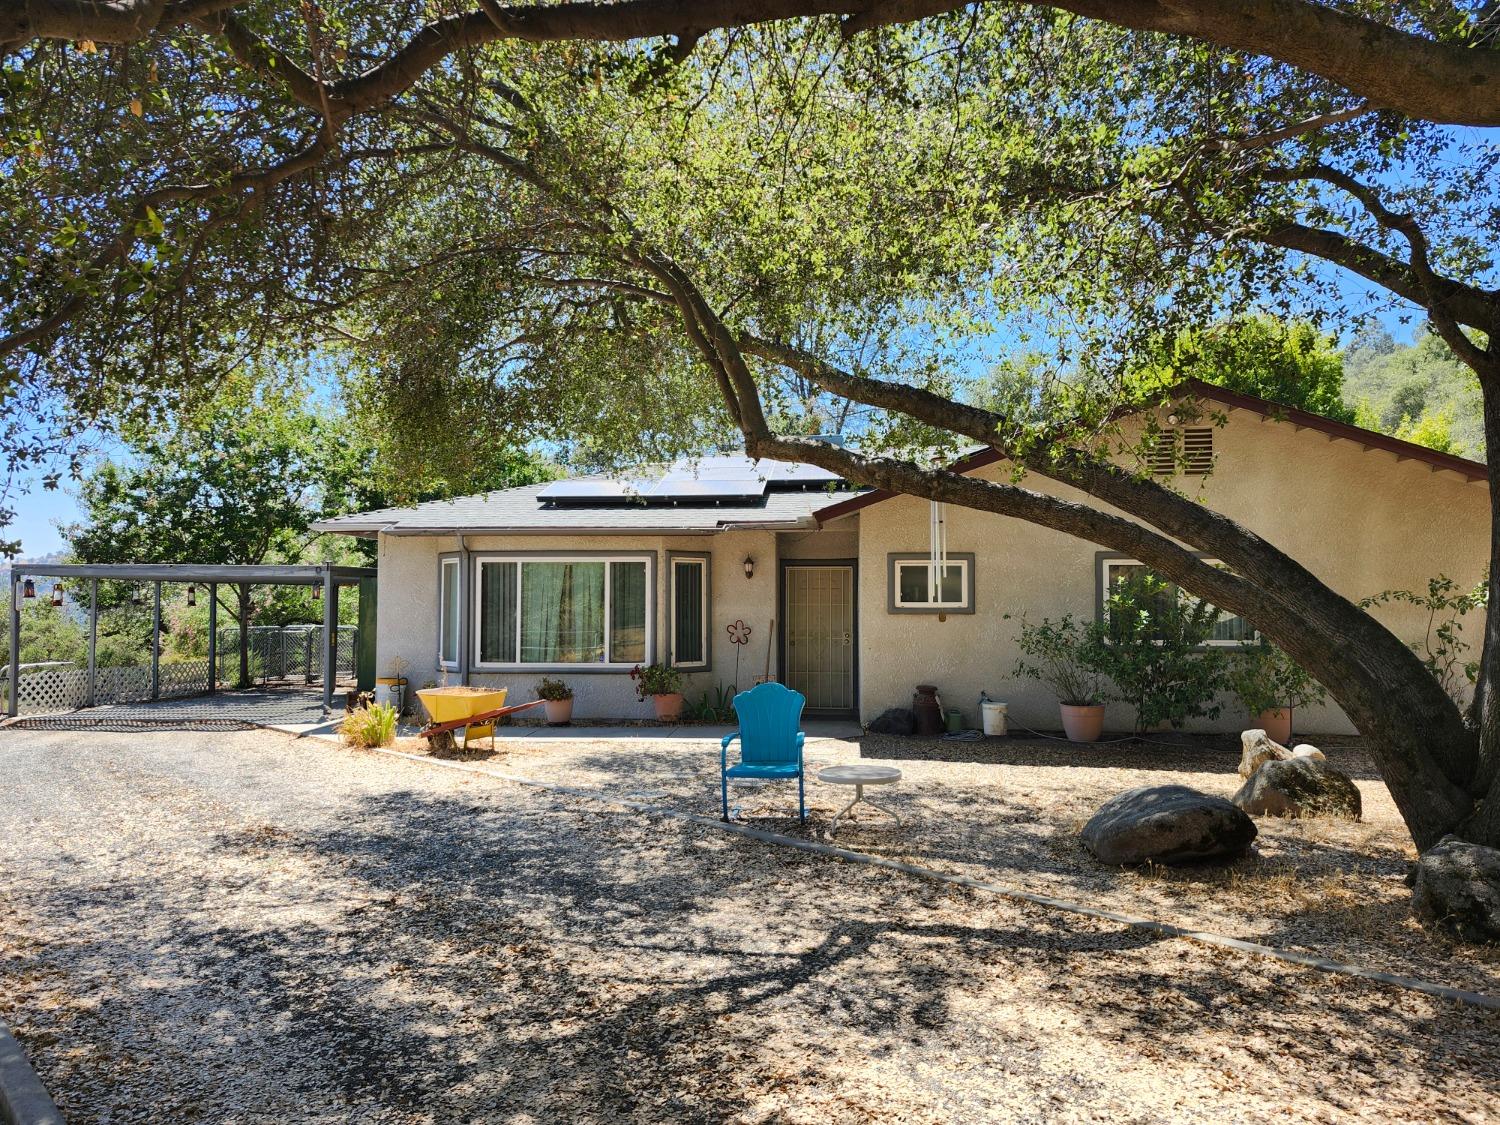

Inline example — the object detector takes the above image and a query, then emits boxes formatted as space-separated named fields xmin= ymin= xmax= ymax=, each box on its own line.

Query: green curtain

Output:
xmin=522 ymin=562 xmax=605 ymax=662
xmin=612 ymin=562 xmax=648 ymax=664
xmin=479 ymin=561 xmax=517 ymax=663
xmin=440 ymin=562 xmax=459 ymax=664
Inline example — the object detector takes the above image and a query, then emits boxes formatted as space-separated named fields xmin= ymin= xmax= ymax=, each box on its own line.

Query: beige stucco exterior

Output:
xmin=371 ymin=406 xmax=1489 ymax=733
xmin=856 ymin=405 xmax=1490 ymax=734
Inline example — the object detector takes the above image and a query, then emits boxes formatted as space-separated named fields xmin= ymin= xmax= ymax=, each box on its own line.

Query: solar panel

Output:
xmin=642 ymin=477 xmax=766 ymax=501
xmin=538 ymin=479 xmax=650 ymax=503
xmin=758 ymin=459 xmax=842 ymax=485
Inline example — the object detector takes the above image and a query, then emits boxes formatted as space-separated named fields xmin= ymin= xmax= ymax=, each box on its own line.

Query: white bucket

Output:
xmin=373 ymin=683 xmax=404 ymax=712
xmin=981 ymin=700 xmax=1009 ymax=736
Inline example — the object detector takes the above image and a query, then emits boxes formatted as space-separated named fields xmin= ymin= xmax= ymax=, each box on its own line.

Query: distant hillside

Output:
xmin=1341 ymin=329 xmax=1485 ymax=458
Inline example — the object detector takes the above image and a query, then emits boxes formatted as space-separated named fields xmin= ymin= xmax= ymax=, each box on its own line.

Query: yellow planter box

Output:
xmin=416 ymin=687 xmax=509 ymax=745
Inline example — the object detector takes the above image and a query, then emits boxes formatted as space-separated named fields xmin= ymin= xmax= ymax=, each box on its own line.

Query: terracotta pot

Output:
xmin=652 ymin=692 xmax=684 ymax=721
xmin=1256 ymin=708 xmax=1293 ymax=746
xmin=543 ymin=698 xmax=574 ymax=726
xmin=1059 ymin=703 xmax=1106 ymax=743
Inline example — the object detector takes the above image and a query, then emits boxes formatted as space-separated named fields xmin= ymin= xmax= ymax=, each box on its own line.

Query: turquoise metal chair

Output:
xmin=720 ymin=682 xmax=806 ymax=822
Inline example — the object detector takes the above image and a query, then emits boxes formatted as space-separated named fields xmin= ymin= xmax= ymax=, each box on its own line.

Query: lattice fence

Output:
xmin=11 ymin=659 xmax=215 ymax=715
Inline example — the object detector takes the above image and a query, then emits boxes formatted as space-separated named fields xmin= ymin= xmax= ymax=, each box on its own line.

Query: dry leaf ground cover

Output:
xmin=0 ymin=726 xmax=1496 ymax=1123
xmin=467 ymin=727 xmax=1500 ymax=999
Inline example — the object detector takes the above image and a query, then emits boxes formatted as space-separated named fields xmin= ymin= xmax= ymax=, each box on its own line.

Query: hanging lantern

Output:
xmin=312 ymin=583 xmax=323 ymax=602
xmin=50 ymin=583 xmax=63 ymax=607
xmin=21 ymin=578 xmax=35 ymax=599
xmin=186 ymin=585 xmax=196 ymax=607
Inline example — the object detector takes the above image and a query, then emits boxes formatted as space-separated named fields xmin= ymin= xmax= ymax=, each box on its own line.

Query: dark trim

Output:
xmin=885 ymin=552 xmax=977 ymax=614
xmin=778 ymin=558 xmax=859 ymax=719
xmin=813 ymin=377 xmax=1488 ymax=524
xmin=666 ymin=551 xmax=712 ymax=672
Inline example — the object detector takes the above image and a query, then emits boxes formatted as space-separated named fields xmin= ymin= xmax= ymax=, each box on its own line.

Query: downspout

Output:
xmin=459 ymin=535 xmax=473 ymax=686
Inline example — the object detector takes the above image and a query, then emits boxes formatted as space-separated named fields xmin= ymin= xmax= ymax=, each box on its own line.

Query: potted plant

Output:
xmin=534 ymin=676 xmax=574 ymax=726
xmin=1227 ymin=642 xmax=1326 ymax=744
xmin=632 ymin=662 xmax=685 ymax=721
xmin=1012 ymin=614 xmax=1111 ymax=742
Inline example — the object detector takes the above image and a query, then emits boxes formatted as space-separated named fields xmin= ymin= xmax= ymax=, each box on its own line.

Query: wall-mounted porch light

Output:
xmin=743 ymin=556 xmax=755 ymax=580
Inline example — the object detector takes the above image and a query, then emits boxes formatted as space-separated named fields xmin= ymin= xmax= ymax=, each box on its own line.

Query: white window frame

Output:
xmin=1098 ymin=555 xmax=1260 ymax=647
xmin=889 ymin=553 xmax=974 ymax=613
xmin=668 ymin=554 xmax=711 ymax=670
xmin=438 ymin=556 xmax=460 ymax=670
xmin=470 ymin=553 xmax=655 ymax=671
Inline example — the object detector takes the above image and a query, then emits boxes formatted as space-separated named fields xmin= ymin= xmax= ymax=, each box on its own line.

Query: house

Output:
xmin=312 ymin=382 xmax=1490 ymax=734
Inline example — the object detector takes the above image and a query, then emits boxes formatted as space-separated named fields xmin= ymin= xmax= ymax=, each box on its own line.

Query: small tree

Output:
xmin=1098 ymin=573 xmax=1227 ymax=732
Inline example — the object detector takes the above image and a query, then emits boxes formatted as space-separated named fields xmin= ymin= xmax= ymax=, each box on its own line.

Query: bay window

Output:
xmin=473 ymin=554 xmax=652 ymax=668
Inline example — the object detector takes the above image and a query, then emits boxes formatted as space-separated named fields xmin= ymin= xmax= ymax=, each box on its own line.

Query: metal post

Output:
xmin=86 ymin=578 xmax=98 ymax=708
xmin=207 ymin=583 xmax=217 ymax=690
xmin=7 ymin=578 xmax=20 ymax=718
xmin=322 ymin=566 xmax=337 ymax=711
xmin=150 ymin=580 xmax=161 ymax=701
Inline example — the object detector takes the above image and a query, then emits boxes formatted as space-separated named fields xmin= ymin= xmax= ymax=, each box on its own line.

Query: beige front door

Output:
xmin=782 ymin=564 xmax=856 ymax=714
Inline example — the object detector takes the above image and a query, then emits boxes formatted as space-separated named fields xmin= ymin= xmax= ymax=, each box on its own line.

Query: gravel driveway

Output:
xmin=1 ymin=728 xmax=1498 ymax=1123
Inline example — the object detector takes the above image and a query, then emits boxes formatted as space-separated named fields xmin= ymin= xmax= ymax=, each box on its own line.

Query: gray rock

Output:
xmin=866 ymin=707 xmax=916 ymax=736
xmin=1232 ymin=757 xmax=1362 ymax=819
xmin=1081 ymin=784 xmax=1258 ymax=866
xmin=1412 ymin=836 xmax=1500 ymax=944
xmin=1239 ymin=728 xmax=1292 ymax=778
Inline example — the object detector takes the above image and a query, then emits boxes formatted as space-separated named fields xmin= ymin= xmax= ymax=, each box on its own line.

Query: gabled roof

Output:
xmin=811 ymin=378 xmax=1488 ymax=524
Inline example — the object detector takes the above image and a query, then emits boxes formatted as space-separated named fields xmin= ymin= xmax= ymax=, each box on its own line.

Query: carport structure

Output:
xmin=6 ymin=563 xmax=376 ymax=716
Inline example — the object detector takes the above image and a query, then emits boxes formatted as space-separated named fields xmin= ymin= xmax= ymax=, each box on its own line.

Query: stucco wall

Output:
xmin=374 ymin=530 xmax=778 ymax=719
xmin=856 ymin=408 xmax=1490 ymax=735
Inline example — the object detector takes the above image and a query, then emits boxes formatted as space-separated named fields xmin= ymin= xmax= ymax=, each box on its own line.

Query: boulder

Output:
xmin=1232 ymin=757 xmax=1361 ymax=820
xmin=1290 ymin=743 xmax=1326 ymax=762
xmin=1239 ymin=728 xmax=1292 ymax=778
xmin=1412 ymin=836 xmax=1500 ymax=944
xmin=1081 ymin=784 xmax=1258 ymax=866
xmin=866 ymin=707 xmax=916 ymax=736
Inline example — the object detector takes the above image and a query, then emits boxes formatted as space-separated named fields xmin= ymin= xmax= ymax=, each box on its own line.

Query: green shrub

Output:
xmin=534 ymin=676 xmax=573 ymax=701
xmin=631 ymin=662 xmax=683 ymax=700
xmin=1097 ymin=572 xmax=1227 ymax=731
xmin=1012 ymin=614 xmax=1111 ymax=706
xmin=683 ymin=682 xmax=738 ymax=722
xmin=1226 ymin=642 xmax=1326 ymax=715
xmin=342 ymin=702 xmax=398 ymax=748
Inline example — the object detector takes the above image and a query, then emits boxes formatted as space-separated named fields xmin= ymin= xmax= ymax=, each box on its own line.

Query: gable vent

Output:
xmin=1182 ymin=428 xmax=1214 ymax=474
xmin=1147 ymin=428 xmax=1214 ymax=475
